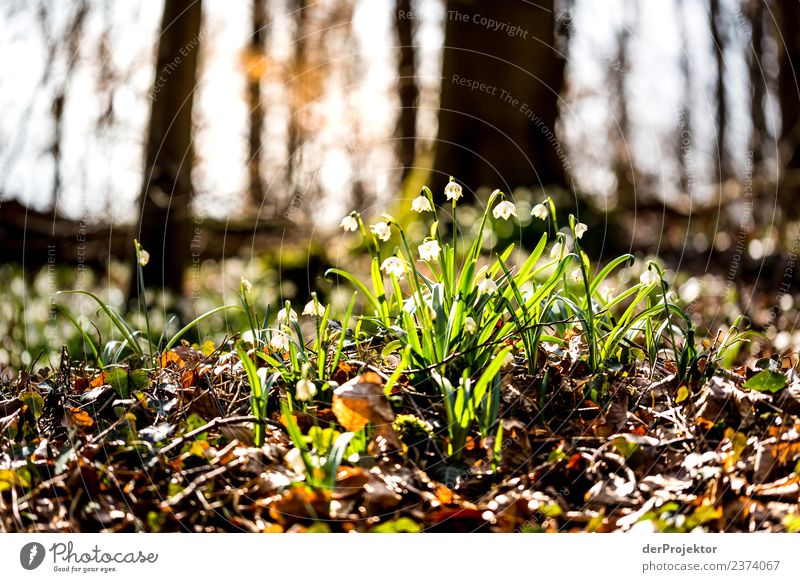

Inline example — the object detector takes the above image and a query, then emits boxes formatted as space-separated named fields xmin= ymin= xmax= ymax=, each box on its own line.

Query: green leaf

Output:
xmin=55 ymin=290 xmax=144 ymax=357
xmin=236 ymin=343 xmax=265 ymax=446
xmin=323 ymin=431 xmax=355 ymax=489
xmin=104 ymin=368 xmax=131 ymax=398
xmin=20 ymin=391 xmax=44 ymax=419
xmin=165 ymin=305 xmax=241 ymax=350
xmin=370 ymin=517 xmax=421 ymax=533
xmin=743 ymin=370 xmax=787 ymax=393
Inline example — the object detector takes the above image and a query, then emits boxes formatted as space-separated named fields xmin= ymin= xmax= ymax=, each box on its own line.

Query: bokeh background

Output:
xmin=0 ymin=0 xmax=798 ymax=368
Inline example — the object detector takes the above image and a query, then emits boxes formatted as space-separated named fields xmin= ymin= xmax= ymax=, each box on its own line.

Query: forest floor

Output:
xmin=1 ymin=320 xmax=799 ymax=533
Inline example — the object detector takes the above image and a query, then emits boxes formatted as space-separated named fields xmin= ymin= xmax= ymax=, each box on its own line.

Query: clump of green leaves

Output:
xmin=330 ymin=180 xmax=698 ymax=458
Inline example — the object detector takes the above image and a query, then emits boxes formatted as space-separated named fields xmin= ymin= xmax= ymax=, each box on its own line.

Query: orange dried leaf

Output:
xmin=332 ymin=373 xmax=394 ymax=430
xmin=66 ymin=407 xmax=94 ymax=428
xmin=160 ymin=351 xmax=185 ymax=369
xmin=331 ymin=398 xmax=371 ymax=432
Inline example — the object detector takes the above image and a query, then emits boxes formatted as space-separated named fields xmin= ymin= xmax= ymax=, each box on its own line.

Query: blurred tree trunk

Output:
xmin=612 ymin=4 xmax=634 ymax=209
xmin=676 ymin=0 xmax=693 ymax=206
xmin=431 ymin=0 xmax=566 ymax=195
xmin=132 ymin=0 xmax=203 ymax=300
xmin=746 ymin=0 xmax=766 ymax=171
xmin=246 ymin=0 xmax=268 ymax=207
xmin=394 ymin=0 xmax=418 ymax=182
xmin=710 ymin=0 xmax=730 ymax=181
xmin=776 ymin=0 xmax=800 ymax=220
xmin=285 ymin=0 xmax=310 ymax=216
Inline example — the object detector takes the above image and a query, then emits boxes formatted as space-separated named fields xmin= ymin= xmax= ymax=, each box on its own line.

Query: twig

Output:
xmin=165 ymin=459 xmax=244 ymax=506
xmin=159 ymin=415 xmax=285 ymax=456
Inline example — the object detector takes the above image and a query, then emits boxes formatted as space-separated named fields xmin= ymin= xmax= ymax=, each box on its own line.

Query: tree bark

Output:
xmin=776 ymin=0 xmax=800 ymax=220
xmin=133 ymin=0 xmax=203 ymax=300
xmin=746 ymin=0 xmax=766 ymax=170
xmin=612 ymin=3 xmax=634 ymax=209
xmin=431 ymin=0 xmax=566 ymax=196
xmin=394 ymin=0 xmax=418 ymax=182
xmin=675 ymin=0 xmax=693 ymax=205
xmin=246 ymin=0 xmax=267 ymax=207
xmin=710 ymin=0 xmax=730 ymax=181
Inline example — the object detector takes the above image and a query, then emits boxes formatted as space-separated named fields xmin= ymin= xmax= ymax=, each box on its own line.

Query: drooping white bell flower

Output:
xmin=340 ymin=214 xmax=359 ymax=232
xmin=464 ymin=316 xmax=477 ymax=334
xmin=519 ymin=281 xmax=534 ymax=302
xmin=380 ymin=256 xmax=406 ymax=278
xmin=276 ymin=306 xmax=297 ymax=323
xmin=295 ymin=378 xmax=317 ymax=402
xmin=493 ymin=200 xmax=518 ymax=220
xmin=444 ymin=179 xmax=463 ymax=202
xmin=477 ymin=275 xmax=498 ymax=295
xmin=550 ymin=240 xmax=567 ymax=260
xmin=269 ymin=332 xmax=290 ymax=352
xmin=411 ymin=195 xmax=433 ymax=213
xmin=640 ymin=269 xmax=660 ymax=286
xmin=302 ymin=298 xmax=326 ymax=317
xmin=370 ymin=221 xmax=392 ymax=242
xmin=574 ymin=222 xmax=588 ymax=239
xmin=418 ymin=240 xmax=441 ymax=262
xmin=531 ymin=203 xmax=548 ymax=220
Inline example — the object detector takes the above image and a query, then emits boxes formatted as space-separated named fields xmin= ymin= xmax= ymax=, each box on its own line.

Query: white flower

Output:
xmin=519 ymin=281 xmax=534 ymax=302
xmin=295 ymin=378 xmax=317 ymax=402
xmin=570 ymin=268 xmax=583 ymax=284
xmin=444 ymin=179 xmax=463 ymax=201
xmin=380 ymin=256 xmax=406 ymax=278
xmin=269 ymin=333 xmax=289 ymax=352
xmin=240 ymin=277 xmax=253 ymax=292
xmin=598 ymin=285 xmax=615 ymax=302
xmin=550 ymin=240 xmax=567 ymax=260
xmin=477 ymin=275 xmax=498 ymax=295
xmin=427 ymin=304 xmax=437 ymax=321
xmin=370 ymin=221 xmax=391 ymax=242
xmin=574 ymin=222 xmax=588 ymax=239
xmin=340 ymin=214 xmax=359 ymax=232
xmin=411 ymin=195 xmax=432 ymax=213
xmin=284 ymin=448 xmax=306 ymax=474
xmin=531 ymin=203 xmax=548 ymax=220
xmin=640 ymin=269 xmax=660 ymax=286
xmin=302 ymin=298 xmax=325 ymax=317
xmin=464 ymin=316 xmax=477 ymax=334
xmin=138 ymin=249 xmax=150 ymax=267
xmin=501 ymin=351 xmax=515 ymax=370
xmin=493 ymin=200 xmax=518 ymax=221
xmin=276 ymin=307 xmax=297 ymax=323
xmin=418 ymin=240 xmax=441 ymax=262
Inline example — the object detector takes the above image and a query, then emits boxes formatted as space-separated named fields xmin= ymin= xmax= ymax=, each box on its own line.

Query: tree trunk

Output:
xmin=710 ymin=0 xmax=730 ymax=181
xmin=746 ymin=0 xmax=766 ymax=170
xmin=431 ymin=0 xmax=566 ymax=196
xmin=246 ymin=0 xmax=267 ymax=207
xmin=676 ymin=0 xmax=693 ymax=205
xmin=394 ymin=0 xmax=418 ymax=182
xmin=776 ymin=0 xmax=800 ymax=220
xmin=285 ymin=0 xmax=310 ymax=216
xmin=612 ymin=3 xmax=634 ymax=209
xmin=132 ymin=0 xmax=203 ymax=301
